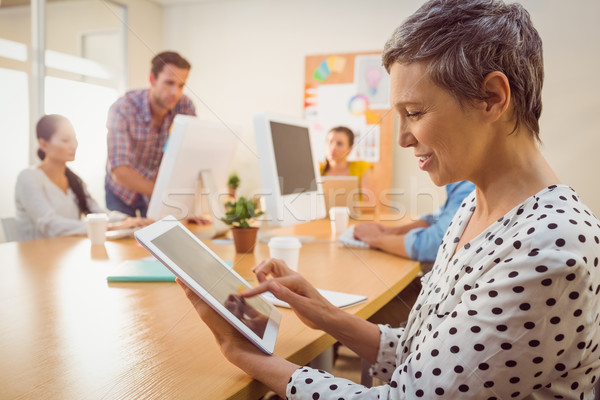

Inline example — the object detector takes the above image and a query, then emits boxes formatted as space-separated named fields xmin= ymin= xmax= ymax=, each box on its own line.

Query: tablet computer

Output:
xmin=134 ymin=216 xmax=281 ymax=354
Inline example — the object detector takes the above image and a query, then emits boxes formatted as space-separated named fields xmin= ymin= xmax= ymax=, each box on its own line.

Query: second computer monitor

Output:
xmin=254 ymin=113 xmax=326 ymax=227
xmin=147 ymin=114 xmax=238 ymax=225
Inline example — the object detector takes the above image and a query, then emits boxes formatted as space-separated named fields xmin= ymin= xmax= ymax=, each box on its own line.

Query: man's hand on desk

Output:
xmin=185 ymin=216 xmax=211 ymax=225
xmin=242 ymin=258 xmax=338 ymax=331
xmin=353 ymin=222 xmax=385 ymax=248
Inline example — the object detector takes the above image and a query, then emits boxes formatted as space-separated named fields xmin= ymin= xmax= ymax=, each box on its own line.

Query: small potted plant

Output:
xmin=227 ymin=172 xmax=240 ymax=198
xmin=221 ymin=196 xmax=263 ymax=253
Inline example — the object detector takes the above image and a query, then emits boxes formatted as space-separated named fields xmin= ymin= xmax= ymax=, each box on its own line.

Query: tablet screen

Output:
xmin=151 ymin=225 xmax=272 ymax=338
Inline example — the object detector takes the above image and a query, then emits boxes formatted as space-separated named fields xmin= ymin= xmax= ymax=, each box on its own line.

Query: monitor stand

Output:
xmin=194 ymin=169 xmax=231 ymax=239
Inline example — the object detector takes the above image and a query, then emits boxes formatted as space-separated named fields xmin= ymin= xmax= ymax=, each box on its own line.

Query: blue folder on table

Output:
xmin=106 ymin=257 xmax=233 ymax=282
xmin=106 ymin=257 xmax=175 ymax=282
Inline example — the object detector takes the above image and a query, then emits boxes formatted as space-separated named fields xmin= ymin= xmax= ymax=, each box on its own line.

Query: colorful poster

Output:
xmin=305 ymin=83 xmax=379 ymax=163
xmin=312 ymin=55 xmax=347 ymax=82
xmin=354 ymin=55 xmax=390 ymax=109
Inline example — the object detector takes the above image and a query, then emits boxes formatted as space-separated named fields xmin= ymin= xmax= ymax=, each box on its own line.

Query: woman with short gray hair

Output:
xmin=180 ymin=1 xmax=600 ymax=398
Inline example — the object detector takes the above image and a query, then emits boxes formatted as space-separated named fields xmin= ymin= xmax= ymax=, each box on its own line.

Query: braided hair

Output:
xmin=36 ymin=114 xmax=91 ymax=216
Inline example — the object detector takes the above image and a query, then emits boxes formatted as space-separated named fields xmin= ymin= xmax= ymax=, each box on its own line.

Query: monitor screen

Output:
xmin=270 ymin=121 xmax=318 ymax=195
xmin=254 ymin=113 xmax=326 ymax=227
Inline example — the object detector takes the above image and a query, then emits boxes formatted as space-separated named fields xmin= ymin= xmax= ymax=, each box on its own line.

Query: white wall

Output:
xmin=163 ymin=0 xmax=600 ymax=215
xmin=123 ymin=0 xmax=164 ymax=89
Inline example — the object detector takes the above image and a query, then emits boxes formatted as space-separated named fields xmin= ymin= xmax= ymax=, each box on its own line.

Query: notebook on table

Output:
xmin=106 ymin=257 xmax=233 ymax=282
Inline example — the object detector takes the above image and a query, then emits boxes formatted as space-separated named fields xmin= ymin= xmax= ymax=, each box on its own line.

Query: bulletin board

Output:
xmin=304 ymin=51 xmax=395 ymax=212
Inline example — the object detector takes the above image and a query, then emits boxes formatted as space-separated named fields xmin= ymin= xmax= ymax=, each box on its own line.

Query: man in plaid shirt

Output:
xmin=105 ymin=51 xmax=196 ymax=217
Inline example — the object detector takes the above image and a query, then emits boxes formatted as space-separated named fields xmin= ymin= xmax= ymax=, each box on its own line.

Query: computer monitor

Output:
xmin=147 ymin=115 xmax=238 ymax=236
xmin=254 ymin=113 xmax=326 ymax=227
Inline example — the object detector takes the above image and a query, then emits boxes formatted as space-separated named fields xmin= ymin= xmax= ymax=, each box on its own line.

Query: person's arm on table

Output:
xmin=400 ymin=181 xmax=476 ymax=262
xmin=82 ymin=178 xmax=153 ymax=229
xmin=355 ymin=220 xmax=429 ymax=239
xmin=109 ymin=215 xmax=154 ymax=230
xmin=354 ymin=220 xmax=430 ymax=258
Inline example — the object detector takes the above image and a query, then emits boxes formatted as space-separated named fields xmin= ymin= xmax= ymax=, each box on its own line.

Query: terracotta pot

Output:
xmin=231 ymin=227 xmax=258 ymax=253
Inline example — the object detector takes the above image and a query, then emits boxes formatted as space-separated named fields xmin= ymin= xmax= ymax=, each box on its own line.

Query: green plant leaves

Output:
xmin=220 ymin=196 xmax=263 ymax=228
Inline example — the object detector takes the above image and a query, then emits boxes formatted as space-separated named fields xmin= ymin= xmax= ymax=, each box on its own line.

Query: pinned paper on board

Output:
xmin=304 ymin=51 xmax=394 ymax=212
xmin=305 ymin=84 xmax=380 ymax=163
xmin=304 ymin=83 xmax=318 ymax=109
xmin=354 ymin=55 xmax=390 ymax=109
xmin=312 ymin=55 xmax=347 ymax=82
xmin=347 ymin=94 xmax=381 ymax=125
xmin=353 ymin=125 xmax=380 ymax=162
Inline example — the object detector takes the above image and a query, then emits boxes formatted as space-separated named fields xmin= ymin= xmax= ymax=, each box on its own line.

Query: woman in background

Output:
xmin=320 ymin=126 xmax=374 ymax=197
xmin=15 ymin=114 xmax=151 ymax=241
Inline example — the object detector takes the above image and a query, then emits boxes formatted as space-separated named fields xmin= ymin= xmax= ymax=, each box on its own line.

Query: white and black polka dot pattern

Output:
xmin=286 ymin=185 xmax=600 ymax=399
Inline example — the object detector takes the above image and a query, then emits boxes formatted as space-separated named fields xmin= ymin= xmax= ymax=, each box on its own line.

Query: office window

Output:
xmin=45 ymin=77 xmax=118 ymax=206
xmin=45 ymin=1 xmax=126 ymax=206
xmin=0 ymin=67 xmax=29 ymax=217
xmin=0 ymin=0 xmax=127 ymax=214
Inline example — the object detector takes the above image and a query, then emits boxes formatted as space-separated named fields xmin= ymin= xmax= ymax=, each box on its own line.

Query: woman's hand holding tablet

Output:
xmin=134 ymin=216 xmax=281 ymax=354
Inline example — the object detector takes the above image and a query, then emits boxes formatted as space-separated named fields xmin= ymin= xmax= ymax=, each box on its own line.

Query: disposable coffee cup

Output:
xmin=329 ymin=206 xmax=349 ymax=236
xmin=268 ymin=236 xmax=302 ymax=271
xmin=86 ymin=213 xmax=108 ymax=245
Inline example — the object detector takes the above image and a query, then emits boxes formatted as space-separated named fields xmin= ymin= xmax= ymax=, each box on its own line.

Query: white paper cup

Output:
xmin=329 ymin=206 xmax=349 ymax=236
xmin=268 ymin=236 xmax=302 ymax=271
xmin=86 ymin=213 xmax=108 ymax=245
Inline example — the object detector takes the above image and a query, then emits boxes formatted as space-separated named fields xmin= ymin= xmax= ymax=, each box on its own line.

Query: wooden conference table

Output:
xmin=0 ymin=219 xmax=420 ymax=400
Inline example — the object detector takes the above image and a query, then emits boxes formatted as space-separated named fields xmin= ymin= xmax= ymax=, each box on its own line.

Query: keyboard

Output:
xmin=337 ymin=226 xmax=370 ymax=249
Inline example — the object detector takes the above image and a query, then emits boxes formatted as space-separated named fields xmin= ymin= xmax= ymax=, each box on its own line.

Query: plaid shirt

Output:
xmin=105 ymin=89 xmax=196 ymax=206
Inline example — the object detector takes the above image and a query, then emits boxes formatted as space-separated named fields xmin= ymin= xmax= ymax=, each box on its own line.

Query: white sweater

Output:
xmin=15 ymin=167 xmax=124 ymax=241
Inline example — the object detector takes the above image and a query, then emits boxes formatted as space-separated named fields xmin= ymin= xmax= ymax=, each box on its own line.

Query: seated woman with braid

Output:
xmin=15 ymin=114 xmax=151 ymax=241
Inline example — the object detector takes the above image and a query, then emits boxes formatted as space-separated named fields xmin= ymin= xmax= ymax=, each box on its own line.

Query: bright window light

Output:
xmin=45 ymin=76 xmax=118 ymax=207
xmin=0 ymin=38 xmax=28 ymax=62
xmin=46 ymin=50 xmax=112 ymax=80
xmin=0 ymin=67 xmax=29 ymax=218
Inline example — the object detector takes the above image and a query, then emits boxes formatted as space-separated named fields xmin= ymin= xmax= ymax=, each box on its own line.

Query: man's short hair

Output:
xmin=151 ymin=51 xmax=191 ymax=78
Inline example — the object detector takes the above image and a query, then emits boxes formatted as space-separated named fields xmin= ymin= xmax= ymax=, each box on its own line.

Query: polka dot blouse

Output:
xmin=286 ymin=185 xmax=600 ymax=399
